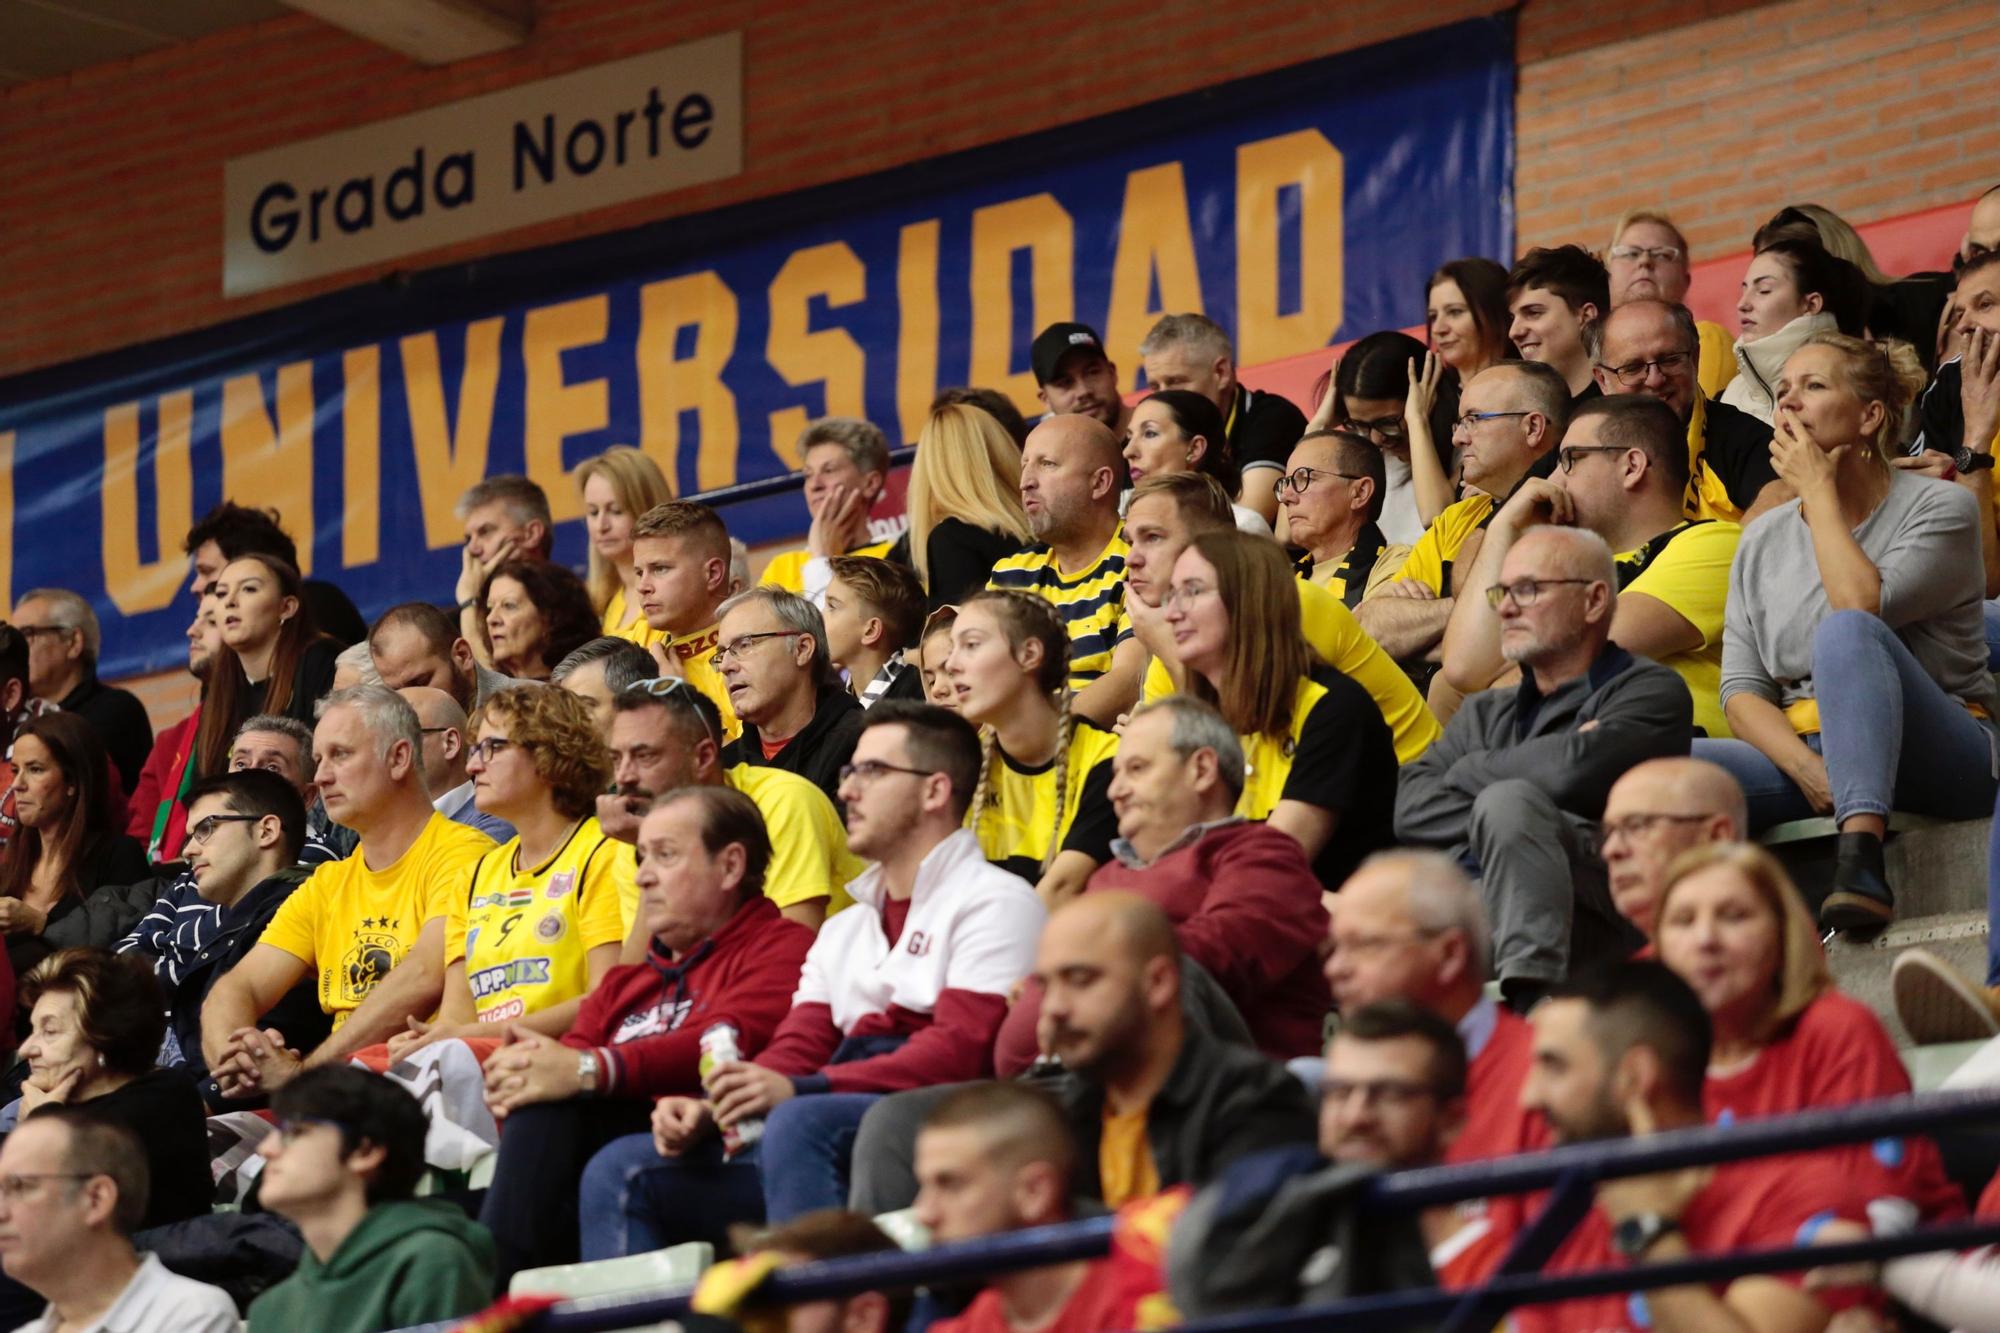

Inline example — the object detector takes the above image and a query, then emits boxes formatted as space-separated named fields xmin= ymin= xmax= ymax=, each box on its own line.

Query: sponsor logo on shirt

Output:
xmin=339 ymin=924 xmax=402 ymax=1004
xmin=470 ymin=958 xmax=552 ymax=997
xmin=482 ymin=997 xmax=526 ymax=1021
xmin=614 ymin=996 xmax=694 ymax=1043
xmin=546 ymin=870 xmax=577 ymax=901
xmin=906 ymin=930 xmax=930 ymax=957
xmin=536 ymin=911 xmax=567 ymax=943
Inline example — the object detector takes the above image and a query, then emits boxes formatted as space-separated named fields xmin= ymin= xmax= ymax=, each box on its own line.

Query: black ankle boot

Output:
xmin=1819 ymin=831 xmax=1894 ymax=934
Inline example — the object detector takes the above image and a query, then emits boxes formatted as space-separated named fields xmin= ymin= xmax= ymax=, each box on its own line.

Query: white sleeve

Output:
xmin=1883 ymin=1247 xmax=2000 ymax=1331
xmin=800 ymin=556 xmax=834 ymax=608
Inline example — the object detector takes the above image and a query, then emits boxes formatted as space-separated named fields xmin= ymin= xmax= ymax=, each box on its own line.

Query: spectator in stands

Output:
xmin=330 ymin=641 xmax=379 ymax=691
xmin=476 ymin=558 xmax=598 ymax=683
xmin=934 ymin=385 xmax=1031 ymax=449
xmin=729 ymin=538 xmax=752 ymax=595
xmin=1653 ymin=843 xmax=1962 ymax=1225
xmin=716 ymin=585 xmax=865 ymax=805
xmin=1590 ymin=299 xmax=1784 ymax=522
xmin=904 ymin=403 xmax=1032 ymax=608
xmin=1326 ymin=331 xmax=1455 ymax=542
xmin=1515 ymin=961 xmax=1874 ymax=1333
xmin=183 ymin=500 xmax=368 ymax=646
xmin=392 ymin=685 xmax=622 ymax=1055
xmin=763 ymin=419 xmax=901 ymax=604
xmin=947 ymin=590 xmax=1118 ymax=901
xmin=577 ymin=446 xmax=674 ymax=642
xmin=1507 ymin=245 xmax=1610 ymax=401
xmin=0 ymin=714 xmax=147 ymax=977
xmin=1031 ymin=322 xmax=1131 ymax=438
xmin=824 ymin=556 xmax=926 ymax=708
xmin=1604 ymin=208 xmax=1735 ymax=398
xmin=198 ymin=554 xmax=340 ymax=777
xmin=1695 ymin=334 xmax=1993 ymax=932
xmin=0 ymin=1108 xmax=236 ymax=1332
xmin=549 ymin=635 xmax=658 ymax=737
xmin=988 ymin=413 xmax=1132 ymax=718
xmin=918 ymin=606 xmax=958 ymax=710
xmin=1599 ymin=757 xmax=1747 ymax=942
xmin=630 ymin=501 xmax=740 ymax=736
xmin=124 ymin=593 xmax=222 ymax=855
xmin=201 ymin=685 xmax=497 ymax=1098
xmin=1140 ymin=313 xmax=1308 ymax=526
xmin=1912 ymin=251 xmax=2000 ymax=474
xmin=1757 ymin=201 xmax=1952 ymax=364
xmin=0 ymin=625 xmax=58 ymax=863
xmin=914 ymin=1083 xmax=1163 ymax=1333
xmin=453 ymin=475 xmax=554 ymax=660
xmin=688 ymin=1210 xmax=910 ymax=1333
xmin=1320 ymin=998 xmax=1468 ymax=1177
xmin=1357 ymin=361 xmax=1570 ymax=666
xmin=1964 ymin=183 xmax=2000 ymax=266
xmin=246 ymin=1067 xmax=495 ymax=1333
xmin=398 ymin=686 xmax=515 ymax=844
xmin=12 ymin=950 xmax=211 ymax=1227
xmin=598 ymin=679 xmax=858 ymax=930
xmin=1426 ymin=258 xmax=1514 ymax=383
xmin=1167 ymin=528 xmax=1398 ymax=889
xmin=994 ymin=696 xmax=1328 ymax=1073
xmin=368 ymin=601 xmax=516 ymax=714
xmin=1124 ymin=390 xmax=1265 ymax=533
xmin=578 ymin=702 xmax=1043 ymax=1251
xmin=1397 ymin=527 xmax=1692 ymax=1007
xmin=1279 ymin=430 xmax=1404 ymax=607
xmin=1443 ymin=395 xmax=1740 ymax=740
xmin=477 ymin=785 xmax=814 ymax=1278
xmin=10 ymin=589 xmax=152 ymax=794
xmin=1722 ymin=239 xmax=1863 ymax=423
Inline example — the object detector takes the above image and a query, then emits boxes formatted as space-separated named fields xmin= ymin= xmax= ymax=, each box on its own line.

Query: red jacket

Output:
xmin=127 ymin=709 xmax=200 ymax=861
xmin=562 ymin=895 xmax=813 ymax=1098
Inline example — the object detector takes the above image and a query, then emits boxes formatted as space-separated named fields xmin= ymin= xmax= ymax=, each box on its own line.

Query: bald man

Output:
xmin=398 ymin=685 xmax=514 ymax=844
xmin=987 ymin=415 xmax=1135 ymax=723
xmin=1600 ymin=758 xmax=1747 ymax=941
xmin=1397 ymin=527 xmax=1693 ymax=1009
xmin=1963 ymin=185 xmax=2000 ymax=266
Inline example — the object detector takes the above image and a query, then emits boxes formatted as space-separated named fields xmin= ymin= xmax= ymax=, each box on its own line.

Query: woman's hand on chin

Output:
xmin=20 ymin=1065 xmax=84 ymax=1114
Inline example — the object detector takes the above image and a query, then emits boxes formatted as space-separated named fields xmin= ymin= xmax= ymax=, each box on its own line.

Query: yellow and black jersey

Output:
xmin=1237 ymin=668 xmax=1399 ymax=889
xmin=986 ymin=537 xmax=1131 ymax=689
xmin=1381 ymin=493 xmax=1496 ymax=597
xmin=968 ymin=715 xmax=1120 ymax=881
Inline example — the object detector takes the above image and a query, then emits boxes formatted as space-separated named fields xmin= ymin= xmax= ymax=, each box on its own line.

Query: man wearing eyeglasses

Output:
xmin=1395 ymin=527 xmax=1693 ymax=1012
xmin=1599 ymin=758 xmax=1747 ymax=942
xmin=1278 ymin=430 xmax=1409 ymax=609
xmin=715 ymin=586 xmax=865 ymax=810
xmin=1589 ymin=300 xmax=1786 ymax=525
xmin=1603 ymin=210 xmax=1736 ymax=400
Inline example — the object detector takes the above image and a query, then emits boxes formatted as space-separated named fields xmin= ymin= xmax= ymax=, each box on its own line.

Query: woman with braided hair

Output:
xmin=945 ymin=590 xmax=1120 ymax=906
xmin=1163 ymin=528 xmax=1399 ymax=892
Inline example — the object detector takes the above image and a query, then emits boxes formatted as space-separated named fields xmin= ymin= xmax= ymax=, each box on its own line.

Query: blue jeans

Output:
xmin=577 ymin=1133 xmax=767 ymax=1261
xmin=1693 ymin=611 xmax=1998 ymax=831
xmin=760 ymin=1093 xmax=880 ymax=1224
xmin=1983 ymin=598 xmax=2000 ymax=672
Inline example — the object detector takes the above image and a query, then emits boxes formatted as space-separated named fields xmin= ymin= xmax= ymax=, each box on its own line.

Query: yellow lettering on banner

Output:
xmin=637 ymin=271 xmax=740 ymax=494
xmin=896 ymin=220 xmax=941 ymax=447
xmin=221 ymin=363 xmax=316 ymax=574
xmin=1236 ymin=130 xmax=1344 ymax=369
xmin=522 ymin=294 xmax=612 ymax=524
xmin=101 ymin=392 xmax=194 ymax=615
xmin=766 ymin=243 xmax=867 ymax=469
xmin=0 ymin=432 xmax=13 ymax=614
xmin=968 ymin=194 xmax=1073 ymax=419
xmin=1105 ymin=163 xmax=1205 ymax=392
xmin=403 ymin=317 xmax=503 ymax=549
xmin=342 ymin=346 xmax=381 ymax=568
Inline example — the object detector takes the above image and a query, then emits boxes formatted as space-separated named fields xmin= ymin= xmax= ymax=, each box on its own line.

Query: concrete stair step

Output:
xmin=1826 ymin=909 xmax=1989 ymax=1048
xmin=1764 ymin=816 xmax=1989 ymax=921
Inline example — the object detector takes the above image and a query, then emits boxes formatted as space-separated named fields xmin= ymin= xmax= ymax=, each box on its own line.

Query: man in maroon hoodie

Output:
xmin=994 ymin=695 xmax=1330 ymax=1075
xmin=472 ymin=784 xmax=813 ymax=1281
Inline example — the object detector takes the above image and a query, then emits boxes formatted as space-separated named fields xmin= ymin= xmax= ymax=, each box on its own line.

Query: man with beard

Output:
xmin=368 ymin=601 xmax=519 ymax=713
xmin=1031 ymin=322 xmax=1132 ymax=439
xmin=123 ymin=599 xmax=225 ymax=860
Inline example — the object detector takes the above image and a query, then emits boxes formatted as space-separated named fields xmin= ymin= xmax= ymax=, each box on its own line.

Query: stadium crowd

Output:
xmin=2 ymin=190 xmax=2000 ymax=1333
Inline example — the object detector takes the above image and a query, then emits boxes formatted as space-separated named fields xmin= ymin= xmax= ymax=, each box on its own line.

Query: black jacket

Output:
xmin=8 ymin=832 xmax=151 ymax=979
xmin=726 ymin=683 xmax=865 ymax=811
xmin=1051 ymin=1025 xmax=1316 ymax=1201
xmin=58 ymin=676 xmax=152 ymax=796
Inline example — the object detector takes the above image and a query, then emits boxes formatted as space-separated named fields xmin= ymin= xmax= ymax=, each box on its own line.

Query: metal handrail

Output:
xmin=690 ymin=445 xmax=917 ymax=510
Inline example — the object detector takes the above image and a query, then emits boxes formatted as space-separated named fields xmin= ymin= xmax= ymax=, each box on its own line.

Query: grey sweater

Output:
xmin=1721 ymin=471 xmax=1993 ymax=714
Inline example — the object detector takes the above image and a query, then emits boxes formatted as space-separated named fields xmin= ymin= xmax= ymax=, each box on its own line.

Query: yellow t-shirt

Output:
xmin=445 ymin=818 xmax=630 ymax=1023
xmin=1143 ymin=578 xmax=1440 ymax=765
xmin=969 ymin=715 xmax=1121 ymax=881
xmin=759 ymin=540 xmax=896 ymax=595
xmin=1696 ymin=318 xmax=1737 ymax=400
xmin=649 ymin=623 xmax=742 ymax=742
xmin=1099 ymin=1105 xmax=1160 ymax=1207
xmin=1380 ymin=493 xmax=1497 ymax=597
xmin=987 ymin=536 xmax=1132 ymax=689
xmin=260 ymin=813 xmax=497 ymax=1029
xmin=1618 ymin=519 xmax=1740 ymax=740
xmin=601 ymin=587 xmax=661 ymax=644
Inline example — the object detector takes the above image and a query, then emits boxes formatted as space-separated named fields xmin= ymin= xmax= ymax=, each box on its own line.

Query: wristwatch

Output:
xmin=577 ymin=1050 xmax=600 ymax=1095
xmin=1955 ymin=446 xmax=1996 ymax=474
xmin=1611 ymin=1212 xmax=1680 ymax=1258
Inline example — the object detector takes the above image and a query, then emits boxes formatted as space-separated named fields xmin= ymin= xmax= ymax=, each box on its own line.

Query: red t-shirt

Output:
xmin=1510 ymin=1151 xmax=1874 ymax=1333
xmin=929 ymin=1194 xmax=1178 ymax=1333
xmin=1434 ymin=1006 xmax=1548 ymax=1288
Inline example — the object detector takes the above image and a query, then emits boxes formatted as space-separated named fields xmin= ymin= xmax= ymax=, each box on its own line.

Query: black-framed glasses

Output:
xmin=838 ymin=760 xmax=939 ymax=786
xmin=1558 ymin=445 xmax=1628 ymax=473
xmin=1275 ymin=466 xmax=1366 ymax=497
xmin=466 ymin=737 xmax=515 ymax=764
xmin=709 ymin=631 xmax=796 ymax=670
xmin=184 ymin=814 xmax=261 ymax=847
xmin=0 ymin=1172 xmax=99 ymax=1202
xmin=622 ymin=677 xmax=721 ymax=748
xmin=1596 ymin=352 xmax=1692 ymax=387
xmin=1484 ymin=577 xmax=1595 ymax=610
xmin=1597 ymin=811 xmax=1716 ymax=847
xmin=1454 ymin=410 xmax=1532 ymax=433
xmin=1337 ymin=414 xmax=1407 ymax=442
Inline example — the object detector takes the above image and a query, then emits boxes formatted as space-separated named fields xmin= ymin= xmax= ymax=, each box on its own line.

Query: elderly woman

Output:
xmin=479 ymin=558 xmax=601 ymax=682
xmin=1693 ymin=333 xmax=1996 ymax=932
xmin=12 ymin=949 xmax=212 ymax=1227
xmin=1654 ymin=843 xmax=1962 ymax=1224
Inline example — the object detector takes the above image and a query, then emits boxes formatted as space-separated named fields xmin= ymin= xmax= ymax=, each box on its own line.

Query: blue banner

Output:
xmin=0 ymin=17 xmax=1512 ymax=681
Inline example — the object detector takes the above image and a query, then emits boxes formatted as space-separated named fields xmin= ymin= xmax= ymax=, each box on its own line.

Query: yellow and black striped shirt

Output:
xmin=986 ymin=535 xmax=1132 ymax=689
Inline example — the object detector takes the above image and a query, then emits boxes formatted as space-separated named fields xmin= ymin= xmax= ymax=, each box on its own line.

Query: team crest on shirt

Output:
xmin=536 ymin=911 xmax=567 ymax=943
xmin=339 ymin=924 xmax=402 ymax=1003
xmin=545 ymin=870 xmax=576 ymax=901
xmin=906 ymin=931 xmax=930 ymax=957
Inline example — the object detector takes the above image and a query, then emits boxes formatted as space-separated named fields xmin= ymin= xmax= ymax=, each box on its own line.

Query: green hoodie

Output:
xmin=247 ymin=1198 xmax=497 ymax=1333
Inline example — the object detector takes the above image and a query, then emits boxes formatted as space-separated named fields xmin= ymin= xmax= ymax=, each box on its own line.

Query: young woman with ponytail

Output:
xmin=197 ymin=555 xmax=339 ymax=777
xmin=945 ymin=590 xmax=1119 ymax=905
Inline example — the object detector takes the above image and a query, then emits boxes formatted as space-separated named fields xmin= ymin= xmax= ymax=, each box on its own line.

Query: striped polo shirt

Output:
xmin=985 ymin=534 xmax=1131 ymax=689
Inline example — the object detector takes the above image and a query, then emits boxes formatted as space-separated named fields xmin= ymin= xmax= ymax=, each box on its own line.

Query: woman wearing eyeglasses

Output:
xmin=1122 ymin=390 xmax=1268 ymax=534
xmin=1314 ymin=333 xmax=1455 ymax=543
xmin=0 ymin=714 xmax=147 ymax=979
xmin=946 ymin=591 xmax=1119 ymax=905
xmin=1693 ymin=334 xmax=1995 ymax=933
xmin=195 ymin=554 xmax=339 ymax=778
xmin=479 ymin=559 xmax=601 ymax=683
xmin=1162 ymin=529 xmax=1398 ymax=891
xmin=390 ymin=685 xmax=626 ymax=1060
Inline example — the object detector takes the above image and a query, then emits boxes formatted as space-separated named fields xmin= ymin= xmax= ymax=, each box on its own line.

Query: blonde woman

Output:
xmin=577 ymin=446 xmax=674 ymax=642
xmin=906 ymin=403 xmax=1031 ymax=608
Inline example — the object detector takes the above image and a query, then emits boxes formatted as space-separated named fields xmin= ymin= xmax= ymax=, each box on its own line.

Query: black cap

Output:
xmin=1030 ymin=323 xmax=1110 ymax=386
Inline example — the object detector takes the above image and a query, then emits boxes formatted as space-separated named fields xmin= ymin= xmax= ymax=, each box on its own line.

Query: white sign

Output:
xmin=222 ymin=32 xmax=743 ymax=297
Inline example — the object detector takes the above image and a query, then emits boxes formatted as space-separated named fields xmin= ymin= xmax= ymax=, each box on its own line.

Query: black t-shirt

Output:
xmin=33 ymin=1067 xmax=214 ymax=1227
xmin=924 ymin=517 xmax=1025 ymax=610
xmin=1914 ymin=358 xmax=1967 ymax=458
xmin=1228 ymin=386 xmax=1311 ymax=471
xmin=1700 ymin=396 xmax=1779 ymax=511
xmin=1273 ymin=667 xmax=1399 ymax=891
